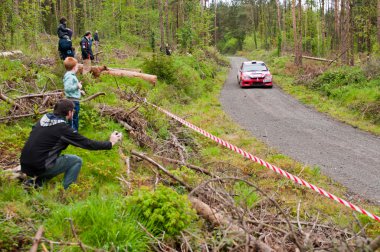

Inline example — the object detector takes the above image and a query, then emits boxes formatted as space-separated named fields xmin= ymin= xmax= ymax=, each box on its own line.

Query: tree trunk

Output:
xmin=298 ymin=0 xmax=302 ymax=65
xmin=164 ymin=0 xmax=170 ymax=46
xmin=378 ymin=0 xmax=380 ymax=46
xmin=275 ymin=0 xmax=282 ymax=55
xmin=158 ymin=0 xmax=165 ymax=51
xmin=214 ymin=0 xmax=217 ymax=45
xmin=292 ymin=0 xmax=300 ymax=65
xmin=334 ymin=0 xmax=340 ymax=50
xmin=321 ymin=0 xmax=325 ymax=55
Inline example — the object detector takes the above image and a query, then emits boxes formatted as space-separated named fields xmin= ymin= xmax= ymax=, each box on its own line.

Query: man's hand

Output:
xmin=110 ymin=131 xmax=122 ymax=146
xmin=78 ymin=82 xmax=83 ymax=90
xmin=80 ymin=90 xmax=86 ymax=96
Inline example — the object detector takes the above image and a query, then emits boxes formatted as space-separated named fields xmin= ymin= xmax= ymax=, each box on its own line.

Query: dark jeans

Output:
xmin=71 ymin=101 xmax=80 ymax=132
xmin=36 ymin=154 xmax=82 ymax=189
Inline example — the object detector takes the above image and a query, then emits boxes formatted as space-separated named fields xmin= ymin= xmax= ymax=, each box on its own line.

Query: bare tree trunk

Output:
xmin=298 ymin=0 xmax=302 ymax=64
xmin=378 ymin=0 xmax=380 ymax=46
xmin=340 ymin=0 xmax=348 ymax=64
xmin=275 ymin=0 xmax=282 ymax=55
xmin=334 ymin=0 xmax=340 ymax=50
xmin=214 ymin=0 xmax=217 ymax=45
xmin=292 ymin=0 xmax=301 ymax=65
xmin=164 ymin=0 xmax=170 ymax=46
xmin=349 ymin=0 xmax=354 ymax=65
xmin=321 ymin=0 xmax=325 ymax=54
xmin=158 ymin=0 xmax=165 ymax=51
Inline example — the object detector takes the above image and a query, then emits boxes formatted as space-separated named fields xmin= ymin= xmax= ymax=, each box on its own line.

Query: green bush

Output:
xmin=127 ymin=185 xmax=197 ymax=236
xmin=143 ymin=54 xmax=175 ymax=83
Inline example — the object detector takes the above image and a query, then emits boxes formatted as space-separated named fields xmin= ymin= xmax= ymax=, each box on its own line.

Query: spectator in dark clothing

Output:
xmin=58 ymin=34 xmax=75 ymax=60
xmin=94 ymin=31 xmax=99 ymax=44
xmin=20 ymin=99 xmax=122 ymax=189
xmin=80 ymin=31 xmax=94 ymax=61
xmin=57 ymin=17 xmax=71 ymax=39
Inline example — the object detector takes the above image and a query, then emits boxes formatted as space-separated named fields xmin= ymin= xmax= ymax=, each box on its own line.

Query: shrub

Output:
xmin=143 ymin=54 xmax=175 ymax=83
xmin=127 ymin=185 xmax=197 ymax=236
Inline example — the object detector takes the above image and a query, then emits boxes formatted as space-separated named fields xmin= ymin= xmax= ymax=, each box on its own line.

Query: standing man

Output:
xmin=80 ymin=31 xmax=94 ymax=74
xmin=20 ymin=99 xmax=122 ymax=189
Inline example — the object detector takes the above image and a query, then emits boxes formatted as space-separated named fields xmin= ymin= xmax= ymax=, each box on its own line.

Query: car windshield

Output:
xmin=242 ymin=63 xmax=268 ymax=72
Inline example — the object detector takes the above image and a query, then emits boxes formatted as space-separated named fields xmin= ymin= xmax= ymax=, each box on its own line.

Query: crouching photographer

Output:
xmin=20 ymin=99 xmax=122 ymax=189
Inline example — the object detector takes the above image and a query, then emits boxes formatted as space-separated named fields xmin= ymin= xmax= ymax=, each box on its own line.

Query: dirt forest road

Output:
xmin=220 ymin=57 xmax=380 ymax=204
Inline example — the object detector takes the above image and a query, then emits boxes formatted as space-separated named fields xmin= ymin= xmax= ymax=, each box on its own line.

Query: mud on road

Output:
xmin=220 ymin=57 xmax=380 ymax=204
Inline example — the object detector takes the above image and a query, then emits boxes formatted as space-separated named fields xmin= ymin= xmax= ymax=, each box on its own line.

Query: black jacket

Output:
xmin=80 ymin=36 xmax=94 ymax=60
xmin=57 ymin=23 xmax=70 ymax=39
xmin=58 ymin=37 xmax=75 ymax=60
xmin=20 ymin=114 xmax=112 ymax=176
xmin=94 ymin=33 xmax=99 ymax=42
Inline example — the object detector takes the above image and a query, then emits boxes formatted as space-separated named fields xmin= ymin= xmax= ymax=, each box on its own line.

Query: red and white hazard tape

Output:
xmin=148 ymin=101 xmax=380 ymax=223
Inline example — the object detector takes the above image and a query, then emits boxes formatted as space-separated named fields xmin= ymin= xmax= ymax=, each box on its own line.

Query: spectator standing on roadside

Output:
xmin=80 ymin=31 xmax=94 ymax=74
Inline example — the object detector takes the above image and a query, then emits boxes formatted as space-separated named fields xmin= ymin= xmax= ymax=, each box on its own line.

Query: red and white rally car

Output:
xmin=237 ymin=61 xmax=273 ymax=88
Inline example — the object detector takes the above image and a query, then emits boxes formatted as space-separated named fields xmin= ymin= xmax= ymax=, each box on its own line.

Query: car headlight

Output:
xmin=263 ymin=74 xmax=272 ymax=82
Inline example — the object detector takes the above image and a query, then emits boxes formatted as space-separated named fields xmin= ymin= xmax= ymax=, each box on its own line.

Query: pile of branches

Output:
xmin=97 ymin=103 xmax=158 ymax=150
xmin=126 ymin=151 xmax=380 ymax=252
xmin=0 ymin=90 xmax=64 ymax=122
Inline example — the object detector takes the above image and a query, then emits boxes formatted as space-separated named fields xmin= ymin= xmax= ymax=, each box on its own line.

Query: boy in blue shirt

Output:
xmin=63 ymin=57 xmax=83 ymax=132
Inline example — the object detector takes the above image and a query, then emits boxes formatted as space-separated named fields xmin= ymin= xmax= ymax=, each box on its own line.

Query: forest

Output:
xmin=0 ymin=0 xmax=380 ymax=251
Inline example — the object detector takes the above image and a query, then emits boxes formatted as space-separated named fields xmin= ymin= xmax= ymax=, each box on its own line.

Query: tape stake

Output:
xmin=148 ymin=101 xmax=380 ymax=223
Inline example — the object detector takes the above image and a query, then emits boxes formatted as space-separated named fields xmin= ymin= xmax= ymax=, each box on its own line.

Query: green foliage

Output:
xmin=220 ymin=37 xmax=239 ymax=54
xmin=127 ymin=185 xmax=197 ymax=236
xmin=143 ymin=54 xmax=175 ymax=83
xmin=307 ymin=66 xmax=380 ymax=123
xmin=233 ymin=182 xmax=260 ymax=208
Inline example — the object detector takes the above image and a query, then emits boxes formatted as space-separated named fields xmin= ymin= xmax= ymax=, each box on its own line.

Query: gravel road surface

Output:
xmin=220 ymin=57 xmax=380 ymax=204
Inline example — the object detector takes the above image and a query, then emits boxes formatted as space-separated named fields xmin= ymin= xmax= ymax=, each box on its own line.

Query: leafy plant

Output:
xmin=127 ymin=185 xmax=197 ymax=236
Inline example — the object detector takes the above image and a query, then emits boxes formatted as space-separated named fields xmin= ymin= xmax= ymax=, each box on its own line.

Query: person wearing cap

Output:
xmin=80 ymin=31 xmax=94 ymax=61
xmin=80 ymin=31 xmax=94 ymax=74
xmin=20 ymin=99 xmax=122 ymax=189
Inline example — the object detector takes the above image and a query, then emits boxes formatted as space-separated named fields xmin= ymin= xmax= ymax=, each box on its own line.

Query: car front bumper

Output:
xmin=241 ymin=79 xmax=273 ymax=87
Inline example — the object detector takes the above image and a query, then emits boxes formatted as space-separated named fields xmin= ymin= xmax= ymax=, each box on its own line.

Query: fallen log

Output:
xmin=76 ymin=63 xmax=156 ymax=84
xmin=0 ymin=50 xmax=23 ymax=57
xmin=108 ymin=67 xmax=142 ymax=73
xmin=302 ymin=55 xmax=333 ymax=62
xmin=102 ymin=70 xmax=157 ymax=85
